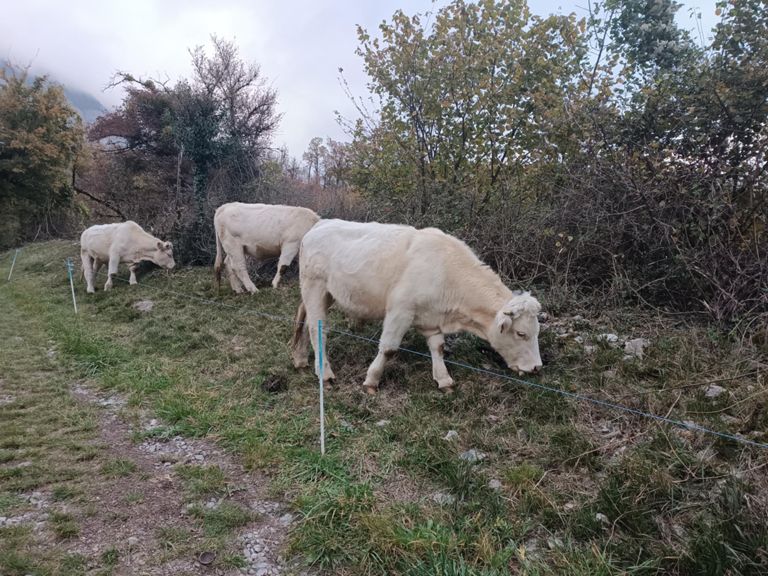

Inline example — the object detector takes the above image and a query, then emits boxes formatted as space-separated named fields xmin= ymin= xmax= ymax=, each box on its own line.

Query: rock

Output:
xmin=574 ymin=335 xmax=584 ymax=344
xmin=443 ymin=430 xmax=459 ymax=441
xmin=127 ymin=536 xmax=139 ymax=547
xmin=459 ymin=449 xmax=486 ymax=463
xmin=623 ymin=338 xmax=650 ymax=358
xmin=583 ymin=345 xmax=597 ymax=355
xmin=374 ymin=419 xmax=390 ymax=427
xmin=516 ymin=428 xmax=528 ymax=442
xmin=133 ymin=299 xmax=154 ymax=312
xmin=488 ymin=479 xmax=502 ymax=490
xmin=595 ymin=512 xmax=609 ymax=524
xmin=431 ymin=492 xmax=455 ymax=505
xmin=547 ymin=536 xmax=564 ymax=549
xmin=563 ymin=501 xmax=576 ymax=511
xmin=279 ymin=513 xmax=294 ymax=526
xmin=705 ymin=384 xmax=726 ymax=399
xmin=597 ymin=333 xmax=619 ymax=345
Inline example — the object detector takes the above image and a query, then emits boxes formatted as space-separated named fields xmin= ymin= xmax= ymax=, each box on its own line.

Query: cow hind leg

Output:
xmin=362 ymin=310 xmax=414 ymax=394
xmin=422 ymin=330 xmax=455 ymax=393
xmin=303 ymin=286 xmax=335 ymax=386
xmin=81 ymin=252 xmax=95 ymax=294
xmin=272 ymin=241 xmax=300 ymax=288
xmin=224 ymin=255 xmax=246 ymax=294
xmin=227 ymin=249 xmax=258 ymax=294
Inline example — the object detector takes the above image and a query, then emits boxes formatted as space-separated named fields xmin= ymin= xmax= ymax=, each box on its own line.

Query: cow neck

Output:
xmin=453 ymin=264 xmax=512 ymax=338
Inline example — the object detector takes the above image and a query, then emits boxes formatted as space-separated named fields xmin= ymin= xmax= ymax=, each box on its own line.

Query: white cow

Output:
xmin=291 ymin=219 xmax=543 ymax=394
xmin=80 ymin=221 xmax=175 ymax=293
xmin=213 ymin=202 xmax=320 ymax=293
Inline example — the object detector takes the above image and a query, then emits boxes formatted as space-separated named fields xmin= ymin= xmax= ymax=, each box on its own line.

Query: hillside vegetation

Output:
xmin=2 ymin=242 xmax=766 ymax=574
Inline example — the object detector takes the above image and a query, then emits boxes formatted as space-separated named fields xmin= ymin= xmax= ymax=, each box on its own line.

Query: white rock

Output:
xmin=488 ymin=479 xmax=502 ymax=490
xmin=279 ymin=513 xmax=294 ymax=526
xmin=623 ymin=338 xmax=650 ymax=358
xmin=583 ymin=345 xmax=597 ymax=355
xmin=127 ymin=536 xmax=139 ymax=547
xmin=374 ymin=419 xmax=390 ymax=427
xmin=595 ymin=512 xmax=609 ymax=524
xmin=431 ymin=492 xmax=455 ymax=505
xmin=459 ymin=449 xmax=486 ymax=463
xmin=133 ymin=299 xmax=155 ymax=312
xmin=443 ymin=430 xmax=459 ymax=441
xmin=705 ymin=384 xmax=726 ymax=399
xmin=597 ymin=333 xmax=619 ymax=345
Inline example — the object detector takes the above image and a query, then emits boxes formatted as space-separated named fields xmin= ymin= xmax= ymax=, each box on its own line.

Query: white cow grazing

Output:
xmin=291 ymin=219 xmax=543 ymax=394
xmin=80 ymin=221 xmax=175 ymax=293
xmin=213 ymin=202 xmax=320 ymax=293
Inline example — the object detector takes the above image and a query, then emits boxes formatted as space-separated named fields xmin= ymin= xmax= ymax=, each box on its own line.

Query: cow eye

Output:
xmin=516 ymin=331 xmax=527 ymax=339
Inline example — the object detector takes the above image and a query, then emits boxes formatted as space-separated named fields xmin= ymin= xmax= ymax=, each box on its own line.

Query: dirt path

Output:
xmin=0 ymin=293 xmax=306 ymax=576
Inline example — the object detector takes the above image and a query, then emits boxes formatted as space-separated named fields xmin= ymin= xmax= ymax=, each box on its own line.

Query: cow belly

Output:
xmin=326 ymin=275 xmax=388 ymax=320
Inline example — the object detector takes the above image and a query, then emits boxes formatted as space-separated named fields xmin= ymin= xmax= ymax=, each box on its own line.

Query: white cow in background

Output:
xmin=80 ymin=221 xmax=175 ymax=293
xmin=291 ymin=219 xmax=543 ymax=394
xmin=213 ymin=202 xmax=320 ymax=293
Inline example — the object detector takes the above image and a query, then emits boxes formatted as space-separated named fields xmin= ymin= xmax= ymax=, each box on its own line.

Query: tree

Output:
xmin=83 ymin=37 xmax=281 ymax=263
xmin=352 ymin=0 xmax=589 ymax=227
xmin=0 ymin=64 xmax=85 ymax=247
xmin=303 ymin=136 xmax=326 ymax=184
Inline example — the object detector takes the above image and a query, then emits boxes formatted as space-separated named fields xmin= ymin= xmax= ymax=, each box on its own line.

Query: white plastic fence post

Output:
xmin=7 ymin=249 xmax=19 ymax=281
xmin=318 ymin=319 xmax=325 ymax=455
xmin=66 ymin=258 xmax=78 ymax=314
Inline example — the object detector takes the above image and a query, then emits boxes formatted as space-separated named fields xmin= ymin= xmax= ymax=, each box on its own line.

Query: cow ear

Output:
xmin=496 ymin=311 xmax=513 ymax=334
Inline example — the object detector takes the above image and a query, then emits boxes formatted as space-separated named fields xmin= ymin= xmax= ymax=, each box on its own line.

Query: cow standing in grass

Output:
xmin=80 ymin=221 xmax=175 ymax=293
xmin=291 ymin=219 xmax=543 ymax=394
xmin=213 ymin=202 xmax=320 ymax=293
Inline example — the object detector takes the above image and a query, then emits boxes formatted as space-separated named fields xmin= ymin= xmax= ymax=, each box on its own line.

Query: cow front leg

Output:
xmin=422 ymin=330 xmax=455 ymax=393
xmin=272 ymin=241 xmax=300 ymax=288
xmin=129 ymin=263 xmax=139 ymax=285
xmin=104 ymin=254 xmax=119 ymax=290
xmin=362 ymin=310 xmax=413 ymax=394
xmin=81 ymin=252 xmax=95 ymax=293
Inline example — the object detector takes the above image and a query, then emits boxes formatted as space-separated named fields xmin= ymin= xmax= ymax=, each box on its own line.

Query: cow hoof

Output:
xmin=293 ymin=359 xmax=309 ymax=369
xmin=323 ymin=380 xmax=334 ymax=391
xmin=86 ymin=288 xmax=95 ymax=294
xmin=363 ymin=385 xmax=378 ymax=396
xmin=441 ymin=386 xmax=455 ymax=395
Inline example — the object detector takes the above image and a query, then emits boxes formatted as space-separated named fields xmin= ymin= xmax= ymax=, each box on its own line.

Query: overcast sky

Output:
xmin=2 ymin=0 xmax=718 ymax=158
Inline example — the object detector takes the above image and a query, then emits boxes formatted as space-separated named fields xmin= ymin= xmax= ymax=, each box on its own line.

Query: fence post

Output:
xmin=66 ymin=257 xmax=78 ymax=314
xmin=318 ymin=319 xmax=325 ymax=455
xmin=7 ymin=249 xmax=19 ymax=281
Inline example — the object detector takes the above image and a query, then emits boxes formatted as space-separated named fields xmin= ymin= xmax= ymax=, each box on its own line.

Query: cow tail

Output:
xmin=213 ymin=219 xmax=224 ymax=290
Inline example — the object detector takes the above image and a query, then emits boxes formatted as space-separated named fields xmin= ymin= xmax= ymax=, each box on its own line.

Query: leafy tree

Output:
xmin=83 ymin=37 xmax=280 ymax=263
xmin=0 ymin=64 xmax=85 ymax=248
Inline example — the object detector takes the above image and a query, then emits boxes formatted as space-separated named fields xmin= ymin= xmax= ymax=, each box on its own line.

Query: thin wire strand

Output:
xmin=95 ymin=267 xmax=768 ymax=451
xmin=4 ymin=254 xmax=764 ymax=450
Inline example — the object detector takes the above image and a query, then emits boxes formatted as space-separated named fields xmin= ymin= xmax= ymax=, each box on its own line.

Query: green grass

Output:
xmin=2 ymin=240 xmax=767 ymax=575
xmin=99 ymin=458 xmax=137 ymax=478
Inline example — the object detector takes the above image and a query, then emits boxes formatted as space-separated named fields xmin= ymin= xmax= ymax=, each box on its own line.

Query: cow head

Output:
xmin=488 ymin=291 xmax=542 ymax=375
xmin=153 ymin=241 xmax=176 ymax=270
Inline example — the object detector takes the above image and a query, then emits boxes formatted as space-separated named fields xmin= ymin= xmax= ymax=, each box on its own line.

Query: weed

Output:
xmin=175 ymin=464 xmax=228 ymax=498
xmin=100 ymin=458 xmax=137 ymax=478
xmin=50 ymin=511 xmax=80 ymax=538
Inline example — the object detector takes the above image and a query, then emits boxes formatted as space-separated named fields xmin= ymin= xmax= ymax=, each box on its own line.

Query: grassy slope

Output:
xmin=1 ymin=241 xmax=767 ymax=575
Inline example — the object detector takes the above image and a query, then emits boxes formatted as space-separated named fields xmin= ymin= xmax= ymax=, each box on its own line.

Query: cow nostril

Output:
xmin=532 ymin=365 xmax=543 ymax=374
